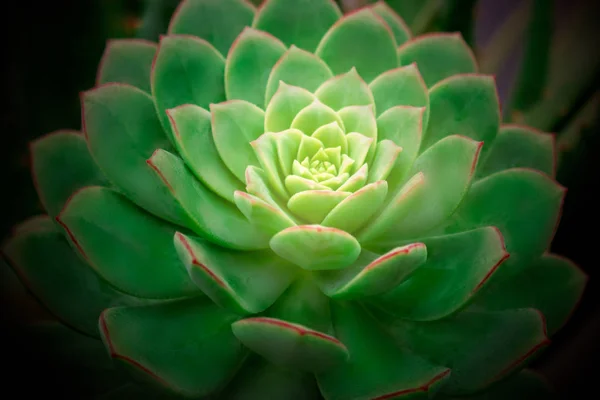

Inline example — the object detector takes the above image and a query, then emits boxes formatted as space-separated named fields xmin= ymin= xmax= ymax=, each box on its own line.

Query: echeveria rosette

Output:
xmin=1 ymin=0 xmax=586 ymax=399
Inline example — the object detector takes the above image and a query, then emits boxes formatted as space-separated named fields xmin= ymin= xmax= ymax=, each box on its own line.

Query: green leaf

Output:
xmin=397 ymin=33 xmax=477 ymax=87
xmin=339 ymin=105 xmax=378 ymax=163
xmin=57 ymin=186 xmax=199 ymax=299
xmin=211 ymin=100 xmax=265 ymax=182
xmin=423 ymin=75 xmax=500 ymax=157
xmin=265 ymin=46 xmax=333 ymax=104
xmin=315 ymin=68 xmax=375 ymax=111
xmin=370 ymin=1 xmax=411 ymax=46
xmin=470 ymin=253 xmax=587 ymax=335
xmin=291 ymin=99 xmax=344 ymax=136
xmin=270 ymin=225 xmax=360 ymax=271
xmin=166 ymin=105 xmax=244 ymax=203
xmin=369 ymin=64 xmax=429 ymax=120
xmin=368 ymin=139 xmax=402 ymax=183
xmin=97 ymin=39 xmax=157 ymax=93
xmin=336 ymin=164 xmax=368 ymax=192
xmin=444 ymin=168 xmax=565 ymax=278
xmin=100 ymin=297 xmax=245 ymax=398
xmin=477 ymin=124 xmax=556 ymax=179
xmin=31 ymin=131 xmax=108 ymax=218
xmin=168 ymin=0 xmax=255 ymax=56
xmin=311 ymin=122 xmax=347 ymax=152
xmin=244 ymin=165 xmax=292 ymax=213
xmin=317 ymin=302 xmax=450 ymax=400
xmin=151 ymin=35 xmax=225 ymax=142
xmin=174 ymin=232 xmax=297 ymax=315
xmin=2 ymin=218 xmax=144 ymax=337
xmin=274 ymin=129 xmax=303 ymax=176
xmin=316 ymin=8 xmax=398 ymax=82
xmin=220 ymin=356 xmax=321 ymax=400
xmin=265 ymin=83 xmax=315 ymax=132
xmin=148 ymin=149 xmax=269 ymax=250
xmin=253 ymin=0 xmax=341 ymax=52
xmin=376 ymin=106 xmax=425 ymax=193
xmin=81 ymin=84 xmax=190 ymax=227
xmin=370 ymin=227 xmax=508 ymax=321
xmin=314 ymin=243 xmax=426 ymax=299
xmin=232 ymin=317 xmax=349 ymax=372
xmin=383 ymin=308 xmax=549 ymax=395
xmin=322 ymin=181 xmax=388 ymax=233
xmin=250 ymin=132 xmax=289 ymax=201
xmin=234 ymin=191 xmax=296 ymax=238
xmin=225 ymin=27 xmax=286 ymax=107
xmin=288 ymin=190 xmax=351 ymax=224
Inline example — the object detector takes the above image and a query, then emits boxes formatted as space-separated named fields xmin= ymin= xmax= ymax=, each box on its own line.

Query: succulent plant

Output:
xmin=2 ymin=0 xmax=587 ymax=398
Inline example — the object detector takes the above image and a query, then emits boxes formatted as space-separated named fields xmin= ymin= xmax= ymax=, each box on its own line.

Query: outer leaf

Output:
xmin=225 ymin=28 xmax=286 ymax=107
xmin=315 ymin=68 xmax=375 ymax=111
xmin=31 ymin=131 xmax=108 ymax=218
xmin=397 ymin=33 xmax=477 ymax=87
xmin=317 ymin=302 xmax=450 ymax=400
xmin=369 ymin=64 xmax=429 ymax=120
xmin=148 ymin=149 xmax=269 ymax=250
xmin=2 ymin=217 xmax=142 ymax=337
xmin=174 ymin=232 xmax=297 ymax=315
xmin=211 ymin=100 xmax=265 ymax=182
xmin=81 ymin=84 xmax=190 ymax=227
xmin=471 ymin=253 xmax=587 ymax=335
xmin=100 ymin=298 xmax=245 ymax=398
xmin=316 ymin=8 xmax=398 ymax=82
xmin=369 ymin=227 xmax=509 ymax=321
xmin=383 ymin=309 xmax=550 ymax=395
xmin=253 ymin=0 xmax=342 ymax=52
xmin=477 ymin=124 xmax=556 ymax=179
xmin=265 ymin=46 xmax=333 ymax=103
xmin=97 ymin=39 xmax=157 ymax=93
xmin=370 ymin=1 xmax=411 ymax=46
xmin=166 ymin=105 xmax=243 ymax=203
xmin=152 ymin=35 xmax=225 ymax=142
xmin=422 ymin=75 xmax=500 ymax=157
xmin=168 ymin=0 xmax=255 ymax=56
xmin=270 ymin=225 xmax=360 ymax=271
xmin=57 ymin=186 xmax=199 ymax=299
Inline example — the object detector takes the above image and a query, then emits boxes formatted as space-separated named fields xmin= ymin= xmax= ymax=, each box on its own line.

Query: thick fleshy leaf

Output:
xmin=234 ymin=191 xmax=296 ymax=238
xmin=270 ymin=225 xmax=360 ymax=270
xmin=100 ymin=298 xmax=246 ymax=398
xmin=291 ymin=99 xmax=344 ymax=136
xmin=311 ymin=122 xmax=347 ymax=153
xmin=265 ymin=83 xmax=315 ymax=132
xmin=57 ymin=186 xmax=199 ymax=299
xmin=253 ymin=0 xmax=341 ymax=52
xmin=471 ymin=254 xmax=587 ymax=335
xmin=166 ymin=105 xmax=243 ymax=203
xmin=383 ymin=308 xmax=549 ymax=395
xmin=265 ymin=46 xmax=333 ymax=103
xmin=477 ymin=125 xmax=556 ymax=179
xmin=2 ymin=217 xmax=143 ymax=337
xmin=336 ymin=164 xmax=368 ymax=192
xmin=397 ymin=33 xmax=478 ymax=87
xmin=370 ymin=1 xmax=411 ymax=46
xmin=285 ymin=176 xmax=329 ymax=196
xmin=251 ymin=133 xmax=288 ymax=200
xmin=31 ymin=131 xmax=108 ymax=218
xmin=152 ymin=35 xmax=225 ymax=141
xmin=232 ymin=317 xmax=348 ymax=372
xmin=338 ymin=104 xmax=377 ymax=141
xmin=368 ymin=139 xmax=402 ymax=183
xmin=422 ymin=74 xmax=500 ymax=155
xmin=174 ymin=233 xmax=296 ymax=315
xmin=274 ymin=129 xmax=303 ymax=176
xmin=211 ymin=100 xmax=265 ymax=182
xmin=288 ymin=190 xmax=350 ymax=224
xmin=81 ymin=84 xmax=190 ymax=227
xmin=370 ymin=227 xmax=509 ymax=321
xmin=314 ymin=243 xmax=427 ymax=299
xmin=168 ymin=0 xmax=255 ymax=55
xmin=225 ymin=28 xmax=286 ymax=107
xmin=221 ymin=356 xmax=321 ymax=400
xmin=148 ymin=149 xmax=269 ymax=250
xmin=377 ymin=106 xmax=425 ymax=192
xmin=369 ymin=65 xmax=429 ymax=121
xmin=97 ymin=39 xmax=157 ymax=93
xmin=244 ymin=165 xmax=291 ymax=212
xmin=315 ymin=68 xmax=375 ymax=111
xmin=322 ymin=181 xmax=387 ymax=233
xmin=444 ymin=168 xmax=565 ymax=277
xmin=316 ymin=8 xmax=398 ymax=82
xmin=317 ymin=302 xmax=450 ymax=400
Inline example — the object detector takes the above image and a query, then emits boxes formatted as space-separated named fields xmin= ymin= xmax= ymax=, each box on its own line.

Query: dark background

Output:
xmin=1 ymin=0 xmax=598 ymax=398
